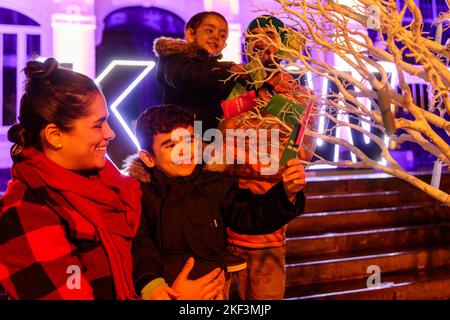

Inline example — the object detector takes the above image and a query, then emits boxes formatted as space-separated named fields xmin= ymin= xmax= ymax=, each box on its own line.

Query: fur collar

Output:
xmin=122 ymin=154 xmax=226 ymax=183
xmin=153 ymin=37 xmax=222 ymax=60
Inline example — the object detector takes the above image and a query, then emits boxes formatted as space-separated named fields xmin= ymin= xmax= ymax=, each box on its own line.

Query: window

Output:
xmin=0 ymin=7 xmax=42 ymax=129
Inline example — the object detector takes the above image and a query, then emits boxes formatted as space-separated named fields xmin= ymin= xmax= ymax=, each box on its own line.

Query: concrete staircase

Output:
xmin=284 ymin=171 xmax=450 ymax=300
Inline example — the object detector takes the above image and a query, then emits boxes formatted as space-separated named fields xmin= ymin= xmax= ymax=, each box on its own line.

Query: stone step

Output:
xmin=285 ymin=245 xmax=450 ymax=287
xmin=285 ymin=267 xmax=450 ymax=300
xmin=303 ymin=190 xmax=442 ymax=213
xmin=286 ymin=223 xmax=450 ymax=259
xmin=287 ymin=204 xmax=448 ymax=236
xmin=304 ymin=171 xmax=450 ymax=196
xmin=282 ymin=171 xmax=450 ymax=300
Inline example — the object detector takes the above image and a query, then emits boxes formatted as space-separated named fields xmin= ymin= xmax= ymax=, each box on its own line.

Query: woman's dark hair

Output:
xmin=135 ymin=105 xmax=194 ymax=153
xmin=7 ymin=58 xmax=100 ymax=148
xmin=185 ymin=11 xmax=228 ymax=32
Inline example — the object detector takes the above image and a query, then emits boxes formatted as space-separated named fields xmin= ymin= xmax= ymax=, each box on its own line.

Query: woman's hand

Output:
xmin=281 ymin=158 xmax=306 ymax=203
xmin=171 ymin=257 xmax=225 ymax=300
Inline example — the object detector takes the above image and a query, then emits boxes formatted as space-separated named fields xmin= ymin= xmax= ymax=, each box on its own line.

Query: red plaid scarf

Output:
xmin=11 ymin=147 xmax=141 ymax=300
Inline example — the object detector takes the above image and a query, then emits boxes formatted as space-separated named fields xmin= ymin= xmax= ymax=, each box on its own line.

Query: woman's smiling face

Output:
xmin=58 ymin=92 xmax=115 ymax=171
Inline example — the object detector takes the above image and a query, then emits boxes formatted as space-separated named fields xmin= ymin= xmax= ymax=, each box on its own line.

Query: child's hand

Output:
xmin=282 ymin=158 xmax=306 ymax=203
xmin=171 ymin=257 xmax=225 ymax=300
xmin=143 ymin=285 xmax=181 ymax=300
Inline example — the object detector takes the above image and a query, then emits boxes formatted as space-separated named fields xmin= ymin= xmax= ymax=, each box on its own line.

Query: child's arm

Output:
xmin=132 ymin=209 xmax=166 ymax=298
xmin=159 ymin=55 xmax=236 ymax=93
xmin=221 ymin=160 xmax=306 ymax=235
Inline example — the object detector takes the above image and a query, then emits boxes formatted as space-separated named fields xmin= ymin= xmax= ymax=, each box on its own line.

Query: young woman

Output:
xmin=0 ymin=57 xmax=139 ymax=300
xmin=0 ymin=58 xmax=223 ymax=300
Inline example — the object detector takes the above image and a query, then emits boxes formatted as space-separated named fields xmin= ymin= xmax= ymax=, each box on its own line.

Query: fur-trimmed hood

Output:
xmin=153 ymin=37 xmax=222 ymax=60
xmin=123 ymin=154 xmax=152 ymax=183
xmin=123 ymin=154 xmax=225 ymax=184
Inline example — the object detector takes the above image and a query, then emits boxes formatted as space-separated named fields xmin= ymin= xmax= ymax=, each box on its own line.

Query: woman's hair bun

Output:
xmin=7 ymin=123 xmax=28 ymax=145
xmin=24 ymin=58 xmax=59 ymax=80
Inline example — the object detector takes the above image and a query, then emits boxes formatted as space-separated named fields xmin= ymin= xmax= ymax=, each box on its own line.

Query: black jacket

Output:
xmin=124 ymin=156 xmax=305 ymax=292
xmin=153 ymin=37 xmax=237 ymax=130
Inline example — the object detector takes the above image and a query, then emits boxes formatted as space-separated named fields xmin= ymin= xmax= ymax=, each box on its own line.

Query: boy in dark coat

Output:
xmin=153 ymin=11 xmax=246 ymax=130
xmin=124 ymin=105 xmax=307 ymax=300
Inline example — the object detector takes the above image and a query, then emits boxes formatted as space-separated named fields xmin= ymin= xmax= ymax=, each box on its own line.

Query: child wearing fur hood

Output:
xmin=124 ymin=105 xmax=306 ymax=300
xmin=153 ymin=11 xmax=247 ymax=131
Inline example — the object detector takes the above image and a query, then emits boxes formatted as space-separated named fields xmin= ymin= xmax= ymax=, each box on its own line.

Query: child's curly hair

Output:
xmin=135 ymin=105 xmax=194 ymax=153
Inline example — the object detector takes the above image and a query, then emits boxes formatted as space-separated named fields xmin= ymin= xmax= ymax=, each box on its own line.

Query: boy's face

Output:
xmin=140 ymin=125 xmax=198 ymax=178
xmin=247 ymin=26 xmax=280 ymax=66
xmin=185 ymin=15 xmax=228 ymax=56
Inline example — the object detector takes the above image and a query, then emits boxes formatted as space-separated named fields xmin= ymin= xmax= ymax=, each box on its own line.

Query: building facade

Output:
xmin=0 ymin=0 xmax=273 ymax=168
xmin=0 ymin=0 xmax=448 ymax=169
